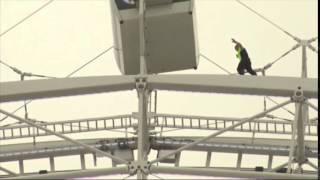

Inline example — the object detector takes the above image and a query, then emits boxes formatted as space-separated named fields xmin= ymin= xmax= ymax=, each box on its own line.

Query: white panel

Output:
xmin=111 ymin=0 xmax=198 ymax=75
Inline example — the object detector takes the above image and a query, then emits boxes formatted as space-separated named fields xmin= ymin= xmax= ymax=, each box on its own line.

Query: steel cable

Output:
xmin=235 ymin=0 xmax=297 ymax=40
xmin=0 ymin=46 xmax=115 ymax=123
xmin=0 ymin=0 xmax=55 ymax=37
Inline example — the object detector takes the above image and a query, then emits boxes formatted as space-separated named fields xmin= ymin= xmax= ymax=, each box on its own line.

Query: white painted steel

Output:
xmin=1 ymin=137 xmax=317 ymax=162
xmin=0 ymin=108 xmax=128 ymax=164
xmin=1 ymin=114 xmax=317 ymax=141
xmin=0 ymin=166 xmax=17 ymax=176
xmin=148 ymin=75 xmax=317 ymax=98
xmin=0 ymin=76 xmax=136 ymax=103
xmin=150 ymin=166 xmax=317 ymax=179
xmin=0 ymin=75 xmax=317 ymax=103
xmin=150 ymin=100 xmax=292 ymax=164
xmin=6 ymin=167 xmax=128 ymax=179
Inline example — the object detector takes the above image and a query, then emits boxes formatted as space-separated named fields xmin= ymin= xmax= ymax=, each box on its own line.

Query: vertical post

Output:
xmin=19 ymin=160 xmax=24 ymax=175
xmin=251 ymin=120 xmax=257 ymax=144
xmin=137 ymin=0 xmax=149 ymax=178
xmin=236 ymin=153 xmax=242 ymax=170
xmin=288 ymin=102 xmax=301 ymax=173
xmin=80 ymin=153 xmax=86 ymax=170
xmin=139 ymin=0 xmax=147 ymax=75
xmin=175 ymin=153 xmax=181 ymax=167
xmin=205 ymin=152 xmax=212 ymax=168
xmin=294 ymin=44 xmax=308 ymax=172
xmin=136 ymin=79 xmax=150 ymax=179
xmin=262 ymin=70 xmax=267 ymax=111
xmin=49 ymin=156 xmax=55 ymax=172
xmin=148 ymin=91 xmax=152 ymax=113
xmin=301 ymin=45 xmax=307 ymax=78
xmin=268 ymin=155 xmax=273 ymax=170
xmin=93 ymin=153 xmax=97 ymax=167
xmin=21 ymin=74 xmax=36 ymax=146
xmin=296 ymin=102 xmax=306 ymax=172
xmin=125 ymin=118 xmax=128 ymax=138
xmin=154 ymin=90 xmax=157 ymax=113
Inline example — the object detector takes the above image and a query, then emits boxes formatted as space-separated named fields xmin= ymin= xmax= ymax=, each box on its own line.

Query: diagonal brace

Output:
xmin=0 ymin=166 xmax=17 ymax=176
xmin=305 ymin=160 xmax=318 ymax=170
xmin=150 ymin=99 xmax=292 ymax=164
xmin=305 ymin=101 xmax=318 ymax=111
xmin=0 ymin=108 xmax=128 ymax=164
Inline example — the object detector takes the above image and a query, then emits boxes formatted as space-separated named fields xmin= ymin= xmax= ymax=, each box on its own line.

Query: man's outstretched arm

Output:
xmin=231 ymin=38 xmax=243 ymax=48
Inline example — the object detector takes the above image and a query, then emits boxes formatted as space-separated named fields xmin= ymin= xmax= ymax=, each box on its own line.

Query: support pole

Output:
xmin=93 ymin=153 xmax=97 ymax=167
xmin=137 ymin=0 xmax=149 ymax=178
xmin=262 ymin=70 xmax=267 ymax=112
xmin=287 ymin=103 xmax=298 ymax=173
xmin=139 ymin=0 xmax=147 ymax=75
xmin=236 ymin=153 xmax=242 ymax=170
xmin=49 ymin=156 xmax=55 ymax=172
xmin=151 ymin=99 xmax=292 ymax=164
xmin=19 ymin=160 xmax=24 ymax=175
xmin=80 ymin=153 xmax=86 ymax=170
xmin=294 ymin=44 xmax=308 ymax=172
xmin=267 ymin=155 xmax=273 ymax=170
xmin=154 ymin=90 xmax=157 ymax=113
xmin=205 ymin=152 xmax=212 ymax=168
xmin=301 ymin=45 xmax=308 ymax=78
xmin=296 ymin=101 xmax=307 ymax=171
xmin=19 ymin=74 xmax=37 ymax=146
xmin=136 ymin=85 xmax=150 ymax=179
xmin=175 ymin=153 xmax=181 ymax=167
xmin=0 ymin=108 xmax=127 ymax=164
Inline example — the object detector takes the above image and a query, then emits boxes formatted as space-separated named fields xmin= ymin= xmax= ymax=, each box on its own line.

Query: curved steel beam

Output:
xmin=0 ymin=76 xmax=136 ymax=103
xmin=150 ymin=166 xmax=317 ymax=179
xmin=0 ymin=75 xmax=317 ymax=103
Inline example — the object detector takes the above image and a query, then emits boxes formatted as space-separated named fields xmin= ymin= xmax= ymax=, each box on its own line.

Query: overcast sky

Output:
xmin=0 ymin=0 xmax=318 ymax=178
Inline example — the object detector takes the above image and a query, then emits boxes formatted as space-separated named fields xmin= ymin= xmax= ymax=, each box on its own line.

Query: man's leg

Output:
xmin=246 ymin=64 xmax=257 ymax=76
xmin=237 ymin=62 xmax=245 ymax=75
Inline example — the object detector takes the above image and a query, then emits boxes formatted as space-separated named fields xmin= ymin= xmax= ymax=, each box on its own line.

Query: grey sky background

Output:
xmin=0 ymin=0 xmax=318 ymax=178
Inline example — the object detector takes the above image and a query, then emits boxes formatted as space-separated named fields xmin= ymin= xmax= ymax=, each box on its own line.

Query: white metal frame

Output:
xmin=0 ymin=0 xmax=318 ymax=179
xmin=0 ymin=74 xmax=317 ymax=179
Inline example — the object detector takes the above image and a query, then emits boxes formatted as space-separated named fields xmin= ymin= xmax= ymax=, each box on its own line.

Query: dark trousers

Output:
xmin=237 ymin=60 xmax=257 ymax=76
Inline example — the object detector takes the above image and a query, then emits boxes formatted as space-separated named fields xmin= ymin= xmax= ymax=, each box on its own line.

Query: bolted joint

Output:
xmin=135 ymin=77 xmax=148 ymax=92
xmin=300 ymin=40 xmax=309 ymax=46
xmin=128 ymin=161 xmax=151 ymax=175
xmin=291 ymin=87 xmax=306 ymax=103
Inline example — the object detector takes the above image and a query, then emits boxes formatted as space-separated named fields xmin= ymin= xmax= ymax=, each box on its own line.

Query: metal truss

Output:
xmin=0 ymin=55 xmax=318 ymax=178
xmin=0 ymin=136 xmax=317 ymax=177
xmin=0 ymin=84 xmax=318 ymax=179
xmin=0 ymin=115 xmax=134 ymax=140
xmin=0 ymin=0 xmax=318 ymax=179
xmin=1 ymin=113 xmax=318 ymax=140
xmin=2 ymin=137 xmax=317 ymax=162
xmin=3 ymin=166 xmax=315 ymax=179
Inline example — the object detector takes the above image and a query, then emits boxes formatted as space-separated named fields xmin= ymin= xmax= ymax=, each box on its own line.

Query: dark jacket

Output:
xmin=240 ymin=48 xmax=251 ymax=63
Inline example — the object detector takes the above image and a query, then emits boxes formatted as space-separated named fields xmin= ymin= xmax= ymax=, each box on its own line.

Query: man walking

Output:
xmin=232 ymin=38 xmax=257 ymax=76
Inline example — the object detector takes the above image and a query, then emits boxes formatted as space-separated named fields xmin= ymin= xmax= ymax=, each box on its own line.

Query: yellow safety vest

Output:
xmin=236 ymin=48 xmax=242 ymax=61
